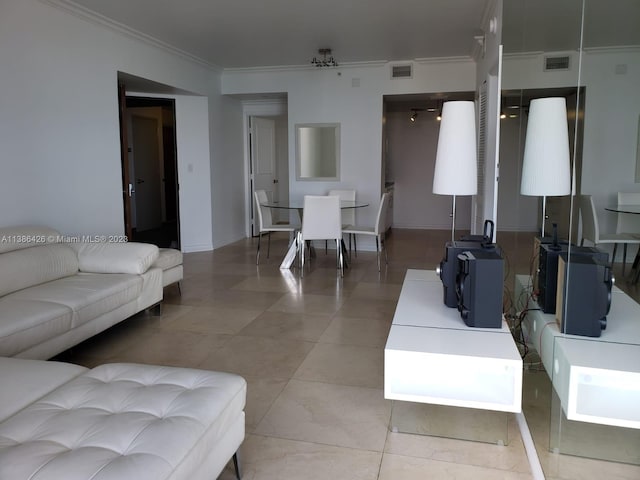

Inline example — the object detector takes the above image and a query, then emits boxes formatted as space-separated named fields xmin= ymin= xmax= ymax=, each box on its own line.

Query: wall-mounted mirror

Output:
xmin=295 ymin=123 xmax=340 ymax=181
xmin=502 ymin=1 xmax=640 ymax=477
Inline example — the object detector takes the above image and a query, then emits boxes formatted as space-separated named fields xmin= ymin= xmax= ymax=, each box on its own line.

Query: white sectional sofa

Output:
xmin=0 ymin=356 xmax=246 ymax=480
xmin=0 ymin=225 xmax=163 ymax=360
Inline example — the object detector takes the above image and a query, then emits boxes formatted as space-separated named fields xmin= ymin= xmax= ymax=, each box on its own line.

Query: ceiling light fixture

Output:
xmin=311 ymin=48 xmax=338 ymax=68
xmin=409 ymin=108 xmax=424 ymax=122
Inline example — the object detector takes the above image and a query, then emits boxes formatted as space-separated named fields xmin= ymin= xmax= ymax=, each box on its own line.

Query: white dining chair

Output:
xmin=326 ymin=189 xmax=356 ymax=253
xmin=254 ymin=190 xmax=297 ymax=265
xmin=343 ymin=192 xmax=391 ymax=271
xmin=298 ymin=195 xmax=344 ymax=277
xmin=579 ymin=194 xmax=640 ymax=275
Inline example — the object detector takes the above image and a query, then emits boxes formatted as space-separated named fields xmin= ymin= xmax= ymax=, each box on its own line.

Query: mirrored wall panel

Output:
xmin=502 ymin=1 xmax=640 ymax=477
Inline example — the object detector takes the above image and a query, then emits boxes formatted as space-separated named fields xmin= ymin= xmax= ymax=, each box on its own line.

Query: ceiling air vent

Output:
xmin=391 ymin=64 xmax=413 ymax=79
xmin=544 ymin=55 xmax=570 ymax=71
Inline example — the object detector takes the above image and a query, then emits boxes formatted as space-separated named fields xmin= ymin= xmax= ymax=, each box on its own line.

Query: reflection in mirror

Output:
xmin=502 ymin=1 xmax=640 ymax=477
xmin=296 ymin=123 xmax=340 ymax=180
xmin=636 ymin=114 xmax=640 ymax=183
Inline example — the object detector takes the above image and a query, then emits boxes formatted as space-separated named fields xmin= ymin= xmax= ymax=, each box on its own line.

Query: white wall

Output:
xmin=386 ymin=111 xmax=472 ymax=229
xmin=580 ymin=48 xmax=640 ymax=233
xmin=209 ymin=91 xmax=246 ymax=249
xmin=222 ymin=59 xmax=476 ymax=248
xmin=0 ymin=0 xmax=234 ymax=252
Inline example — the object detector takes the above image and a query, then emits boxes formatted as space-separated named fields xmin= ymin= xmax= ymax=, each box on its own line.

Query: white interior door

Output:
xmin=252 ymin=116 xmax=277 ymax=197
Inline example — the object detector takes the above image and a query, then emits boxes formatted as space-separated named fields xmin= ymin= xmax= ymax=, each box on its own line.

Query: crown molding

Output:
xmin=504 ymin=45 xmax=640 ymax=59
xmin=414 ymin=56 xmax=474 ymax=65
xmin=582 ymin=45 xmax=640 ymax=55
xmin=38 ymin=0 xmax=221 ymax=72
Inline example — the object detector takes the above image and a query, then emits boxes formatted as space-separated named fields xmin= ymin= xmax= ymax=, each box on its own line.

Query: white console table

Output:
xmin=385 ymin=270 xmax=523 ymax=413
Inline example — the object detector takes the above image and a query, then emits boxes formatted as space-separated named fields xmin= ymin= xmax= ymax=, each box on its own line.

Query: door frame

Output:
xmin=118 ymin=83 xmax=133 ymax=240
xmin=118 ymin=90 xmax=181 ymax=247
xmin=241 ymin=99 xmax=288 ymax=237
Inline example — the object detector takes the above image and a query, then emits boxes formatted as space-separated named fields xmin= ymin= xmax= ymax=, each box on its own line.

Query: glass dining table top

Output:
xmin=605 ymin=204 xmax=640 ymax=215
xmin=261 ymin=200 xmax=369 ymax=210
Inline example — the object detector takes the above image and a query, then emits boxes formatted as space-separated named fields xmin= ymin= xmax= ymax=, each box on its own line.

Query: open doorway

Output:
xmin=124 ymin=97 xmax=180 ymax=248
xmin=383 ymin=92 xmax=475 ymax=230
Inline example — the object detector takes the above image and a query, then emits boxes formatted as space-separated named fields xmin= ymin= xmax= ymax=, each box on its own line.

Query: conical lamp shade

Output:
xmin=432 ymin=101 xmax=478 ymax=195
xmin=520 ymin=97 xmax=571 ymax=196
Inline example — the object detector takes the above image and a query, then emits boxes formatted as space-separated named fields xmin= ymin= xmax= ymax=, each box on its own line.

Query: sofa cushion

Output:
xmin=0 ymin=243 xmax=79 ymax=297
xmin=0 ymin=363 xmax=247 ymax=480
xmin=0 ymin=357 xmax=86 ymax=423
xmin=7 ymin=273 xmax=142 ymax=327
xmin=0 ymin=299 xmax=74 ymax=358
xmin=71 ymin=242 xmax=159 ymax=274
xmin=0 ymin=225 xmax=61 ymax=254
xmin=153 ymin=248 xmax=183 ymax=270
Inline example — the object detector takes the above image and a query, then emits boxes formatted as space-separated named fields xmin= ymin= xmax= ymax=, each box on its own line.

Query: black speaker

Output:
xmin=539 ymin=244 xmax=609 ymax=314
xmin=437 ymin=220 xmax=500 ymax=308
xmin=438 ymin=241 xmax=501 ymax=308
xmin=557 ymin=255 xmax=613 ymax=337
xmin=537 ymin=243 xmax=568 ymax=313
xmin=455 ymin=250 xmax=504 ymax=328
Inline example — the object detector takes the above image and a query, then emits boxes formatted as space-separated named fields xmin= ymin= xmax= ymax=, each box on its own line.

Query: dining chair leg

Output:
xmin=382 ymin=232 xmax=388 ymax=266
xmin=298 ymin=233 xmax=305 ymax=277
xmin=256 ymin=233 xmax=262 ymax=265
xmin=623 ymin=244 xmax=628 ymax=276
xmin=375 ymin=237 xmax=380 ymax=272
xmin=612 ymin=243 xmax=619 ymax=270
xmin=267 ymin=232 xmax=271 ymax=259
xmin=336 ymin=239 xmax=344 ymax=277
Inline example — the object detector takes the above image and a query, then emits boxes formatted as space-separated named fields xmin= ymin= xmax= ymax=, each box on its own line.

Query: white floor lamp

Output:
xmin=520 ymin=97 xmax=571 ymax=238
xmin=433 ymin=101 xmax=478 ymax=241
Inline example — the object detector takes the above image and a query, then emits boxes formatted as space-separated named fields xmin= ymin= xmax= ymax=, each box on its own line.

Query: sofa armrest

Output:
xmin=70 ymin=242 xmax=159 ymax=274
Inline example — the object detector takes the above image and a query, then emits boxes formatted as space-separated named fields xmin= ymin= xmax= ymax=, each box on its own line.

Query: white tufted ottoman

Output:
xmin=0 ymin=358 xmax=246 ymax=480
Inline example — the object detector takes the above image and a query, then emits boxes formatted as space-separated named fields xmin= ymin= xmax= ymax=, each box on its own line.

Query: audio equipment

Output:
xmin=556 ymin=254 xmax=613 ymax=337
xmin=437 ymin=220 xmax=500 ymax=308
xmin=455 ymin=250 xmax=504 ymax=328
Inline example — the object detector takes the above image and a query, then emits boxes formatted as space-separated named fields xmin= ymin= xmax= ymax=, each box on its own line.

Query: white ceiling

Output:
xmin=61 ymin=0 xmax=640 ymax=70
xmin=64 ymin=0 xmax=491 ymax=68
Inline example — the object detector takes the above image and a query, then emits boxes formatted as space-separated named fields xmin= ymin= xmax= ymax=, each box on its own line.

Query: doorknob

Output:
xmin=128 ymin=183 xmax=135 ymax=197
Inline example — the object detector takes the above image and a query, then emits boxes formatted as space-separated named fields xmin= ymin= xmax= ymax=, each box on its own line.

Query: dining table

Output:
xmin=260 ymin=199 xmax=369 ymax=269
xmin=605 ymin=204 xmax=640 ymax=283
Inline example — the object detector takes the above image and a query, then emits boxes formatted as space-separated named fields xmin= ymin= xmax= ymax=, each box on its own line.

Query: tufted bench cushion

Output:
xmin=0 ymin=362 xmax=246 ymax=480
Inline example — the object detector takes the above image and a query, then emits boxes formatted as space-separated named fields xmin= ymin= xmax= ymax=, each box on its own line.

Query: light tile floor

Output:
xmin=56 ymin=229 xmax=640 ymax=480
